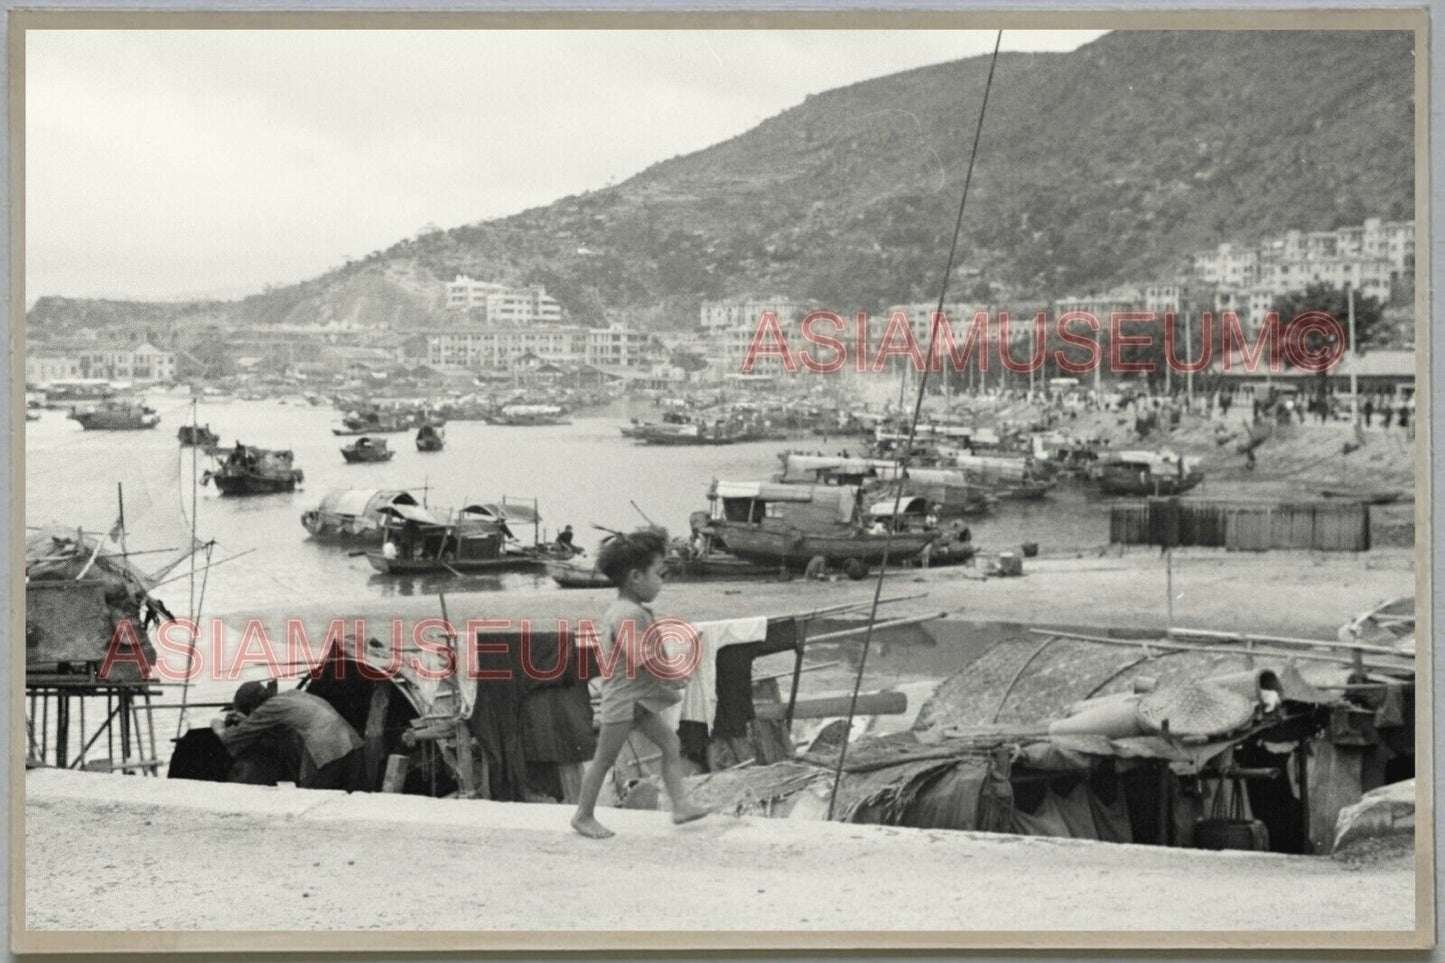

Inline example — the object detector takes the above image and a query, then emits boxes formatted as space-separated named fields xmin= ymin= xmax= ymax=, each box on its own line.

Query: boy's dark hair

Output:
xmin=596 ymin=527 xmax=668 ymax=587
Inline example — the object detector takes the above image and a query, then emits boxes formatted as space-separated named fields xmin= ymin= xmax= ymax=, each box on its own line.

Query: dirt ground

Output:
xmin=233 ymin=546 xmax=1417 ymax=643
xmin=23 ymin=770 xmax=1416 ymax=941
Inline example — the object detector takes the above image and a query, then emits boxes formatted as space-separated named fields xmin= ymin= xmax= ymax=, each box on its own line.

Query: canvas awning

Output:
xmin=713 ymin=481 xmax=818 ymax=501
xmin=867 ymin=496 xmax=929 ymax=517
xmin=378 ymin=504 xmax=442 ymax=525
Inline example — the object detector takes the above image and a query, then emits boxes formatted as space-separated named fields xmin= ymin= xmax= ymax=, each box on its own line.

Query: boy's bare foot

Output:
xmin=672 ymin=805 xmax=709 ymax=825
xmin=571 ymin=814 xmax=615 ymax=839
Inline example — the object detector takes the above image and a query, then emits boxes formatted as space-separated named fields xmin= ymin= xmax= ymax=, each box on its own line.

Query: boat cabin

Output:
xmin=379 ymin=504 xmax=506 ymax=562
xmin=708 ymin=481 xmax=859 ymax=530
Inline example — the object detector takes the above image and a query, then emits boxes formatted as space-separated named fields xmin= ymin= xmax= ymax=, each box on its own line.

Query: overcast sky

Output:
xmin=25 ymin=29 xmax=1106 ymax=303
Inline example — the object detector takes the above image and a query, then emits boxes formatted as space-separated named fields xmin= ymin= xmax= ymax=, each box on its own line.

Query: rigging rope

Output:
xmin=826 ymin=30 xmax=1004 ymax=820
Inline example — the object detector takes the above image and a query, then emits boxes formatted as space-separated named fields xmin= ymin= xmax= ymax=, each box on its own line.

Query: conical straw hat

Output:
xmin=1136 ymin=683 xmax=1255 ymax=739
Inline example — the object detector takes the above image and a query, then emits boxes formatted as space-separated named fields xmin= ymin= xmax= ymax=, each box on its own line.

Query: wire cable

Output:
xmin=827 ymin=30 xmax=1004 ymax=820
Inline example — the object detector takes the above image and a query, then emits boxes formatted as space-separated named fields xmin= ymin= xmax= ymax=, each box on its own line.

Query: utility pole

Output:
xmin=1347 ymin=283 xmax=1359 ymax=424
xmin=1185 ymin=311 xmax=1194 ymax=406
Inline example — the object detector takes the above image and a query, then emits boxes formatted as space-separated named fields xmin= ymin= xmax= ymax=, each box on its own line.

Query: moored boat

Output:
xmin=697 ymin=480 xmax=936 ymax=570
xmin=301 ymin=489 xmax=421 ymax=541
xmin=415 ymin=424 xmax=445 ymax=452
xmin=340 ymin=436 xmax=394 ymax=463
xmin=178 ymin=423 xmax=220 ymax=447
xmin=69 ymin=401 xmax=161 ymax=431
xmin=632 ymin=422 xmax=739 ymax=445
xmin=333 ymin=408 xmax=411 ymax=435
xmin=491 ymin=404 xmax=569 ymax=426
xmin=203 ymin=443 xmax=304 ymax=495
xmin=1091 ymin=449 xmax=1203 ymax=496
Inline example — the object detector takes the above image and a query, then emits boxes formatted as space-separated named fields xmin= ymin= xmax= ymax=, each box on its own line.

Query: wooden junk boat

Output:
xmin=490 ymin=404 xmax=569 ymax=427
xmin=415 ymin=423 xmax=445 ymax=452
xmin=340 ymin=436 xmax=394 ymax=464
xmin=69 ymin=400 xmax=161 ymax=431
xmin=365 ymin=500 xmax=549 ymax=575
xmin=696 ymin=480 xmax=936 ymax=571
xmin=203 ymin=443 xmax=304 ymax=495
xmin=332 ymin=408 xmax=410 ymax=436
xmin=301 ymin=488 xmax=421 ymax=542
xmin=544 ymin=551 xmax=776 ymax=589
xmin=1091 ymin=449 xmax=1203 ymax=496
xmin=177 ymin=423 xmax=220 ymax=448
xmin=776 ymin=453 xmax=994 ymax=517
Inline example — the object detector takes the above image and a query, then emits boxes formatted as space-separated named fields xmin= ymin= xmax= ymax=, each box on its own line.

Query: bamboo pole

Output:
xmin=1027 ymin=627 xmax=1412 ymax=674
xmin=1168 ymin=626 xmax=1411 ymax=659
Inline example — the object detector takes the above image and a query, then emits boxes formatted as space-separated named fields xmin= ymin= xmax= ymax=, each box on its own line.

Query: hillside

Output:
xmin=28 ymin=29 xmax=1415 ymax=335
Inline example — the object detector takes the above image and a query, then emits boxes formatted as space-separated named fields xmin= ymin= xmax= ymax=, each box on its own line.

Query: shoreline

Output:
xmin=208 ymin=546 xmax=1416 ymax=640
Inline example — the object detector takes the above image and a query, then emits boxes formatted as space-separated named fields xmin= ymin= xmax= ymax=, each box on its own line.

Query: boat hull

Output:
xmin=366 ymin=552 xmax=546 ymax=575
xmin=301 ymin=511 xmax=383 ymax=541
xmin=545 ymin=555 xmax=778 ymax=588
xmin=72 ymin=412 xmax=161 ymax=430
xmin=1095 ymin=471 xmax=1203 ymax=497
xmin=212 ymin=472 xmax=301 ymax=495
xmin=708 ymin=523 xmax=935 ymax=567
xmin=341 ymin=449 xmax=394 ymax=463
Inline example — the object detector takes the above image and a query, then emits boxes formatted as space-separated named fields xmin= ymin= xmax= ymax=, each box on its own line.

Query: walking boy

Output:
xmin=571 ymin=529 xmax=708 ymax=838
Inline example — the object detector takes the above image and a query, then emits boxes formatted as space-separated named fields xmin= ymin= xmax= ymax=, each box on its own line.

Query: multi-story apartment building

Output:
xmin=25 ymin=350 xmax=82 ymax=384
xmin=425 ymin=322 xmax=652 ymax=369
xmin=445 ymin=275 xmax=563 ymax=324
xmin=1191 ymin=217 xmax=1414 ymax=333
xmin=699 ymin=297 xmax=804 ymax=332
xmin=584 ymin=324 xmax=651 ymax=368
xmin=76 ymin=341 xmax=176 ymax=382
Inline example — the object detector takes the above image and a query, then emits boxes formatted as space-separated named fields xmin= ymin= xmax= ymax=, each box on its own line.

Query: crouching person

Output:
xmin=214 ymin=681 xmax=366 ymax=791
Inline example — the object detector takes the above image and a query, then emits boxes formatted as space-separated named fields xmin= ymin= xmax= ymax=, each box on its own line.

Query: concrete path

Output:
xmin=21 ymin=769 xmax=1419 ymax=951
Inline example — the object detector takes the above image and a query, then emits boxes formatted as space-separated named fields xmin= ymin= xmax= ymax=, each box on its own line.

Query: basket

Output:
xmin=1195 ymin=777 xmax=1270 ymax=852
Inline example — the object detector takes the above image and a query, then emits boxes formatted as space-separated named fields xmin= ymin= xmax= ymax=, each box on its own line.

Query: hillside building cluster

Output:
xmin=24 ymin=218 xmax=1415 ymax=393
xmin=25 ymin=339 xmax=176 ymax=385
xmin=1189 ymin=217 xmax=1414 ymax=331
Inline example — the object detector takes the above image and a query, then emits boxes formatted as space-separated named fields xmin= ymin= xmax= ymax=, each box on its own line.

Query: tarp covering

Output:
xmin=317 ymin=489 xmax=416 ymax=519
xmin=713 ymin=481 xmax=820 ymax=502
xmin=378 ymin=504 xmax=443 ymax=525
xmin=913 ymin=633 xmax=1346 ymax=735
xmin=1010 ymin=781 xmax=1133 ymax=843
xmin=25 ymin=526 xmax=172 ymax=677
xmin=867 ymin=496 xmax=929 ymax=517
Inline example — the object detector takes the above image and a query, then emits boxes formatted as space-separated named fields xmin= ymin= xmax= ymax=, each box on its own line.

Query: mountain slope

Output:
xmin=28 ymin=29 xmax=1415 ymax=334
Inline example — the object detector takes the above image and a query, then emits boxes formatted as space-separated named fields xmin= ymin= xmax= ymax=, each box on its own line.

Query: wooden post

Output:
xmin=381 ymin=754 xmax=410 ymax=793
xmin=1165 ymin=547 xmax=1174 ymax=629
xmin=363 ymin=685 xmax=390 ymax=790
xmin=55 ymin=694 xmax=69 ymax=769
xmin=783 ymin=623 xmax=808 ymax=730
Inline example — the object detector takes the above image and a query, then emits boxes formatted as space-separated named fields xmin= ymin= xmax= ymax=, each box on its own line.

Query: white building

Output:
xmin=426 ymin=322 xmax=654 ymax=369
xmin=584 ymin=324 xmax=651 ymax=368
xmin=25 ymin=350 xmax=82 ymax=385
xmin=445 ymin=275 xmax=562 ymax=324
xmin=699 ymin=297 xmax=804 ymax=332
xmin=78 ymin=341 xmax=176 ymax=382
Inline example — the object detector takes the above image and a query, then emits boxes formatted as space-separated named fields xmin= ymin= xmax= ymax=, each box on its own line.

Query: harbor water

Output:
xmin=25 ymin=392 xmax=1120 ymax=619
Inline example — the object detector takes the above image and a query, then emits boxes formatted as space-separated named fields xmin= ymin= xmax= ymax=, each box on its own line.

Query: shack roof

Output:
xmin=913 ymin=633 xmax=1346 ymax=735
